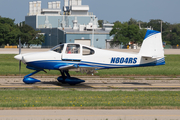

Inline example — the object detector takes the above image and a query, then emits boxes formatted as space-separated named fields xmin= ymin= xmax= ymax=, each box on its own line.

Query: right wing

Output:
xmin=54 ymin=64 xmax=79 ymax=70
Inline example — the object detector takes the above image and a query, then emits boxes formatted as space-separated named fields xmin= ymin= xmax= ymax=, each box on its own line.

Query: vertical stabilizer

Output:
xmin=139 ymin=30 xmax=164 ymax=58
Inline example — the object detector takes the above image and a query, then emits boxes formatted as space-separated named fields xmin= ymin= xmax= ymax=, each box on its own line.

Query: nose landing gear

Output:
xmin=23 ymin=70 xmax=41 ymax=84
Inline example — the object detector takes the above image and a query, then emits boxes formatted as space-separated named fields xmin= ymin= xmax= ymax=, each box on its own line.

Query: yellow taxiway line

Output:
xmin=0 ymin=85 xmax=180 ymax=88
xmin=0 ymin=115 xmax=180 ymax=117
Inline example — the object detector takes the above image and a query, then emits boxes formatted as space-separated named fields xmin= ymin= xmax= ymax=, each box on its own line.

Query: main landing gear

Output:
xmin=57 ymin=70 xmax=85 ymax=85
xmin=23 ymin=70 xmax=85 ymax=85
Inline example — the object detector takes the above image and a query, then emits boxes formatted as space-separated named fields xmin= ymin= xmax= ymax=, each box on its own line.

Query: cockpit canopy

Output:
xmin=51 ymin=43 xmax=95 ymax=56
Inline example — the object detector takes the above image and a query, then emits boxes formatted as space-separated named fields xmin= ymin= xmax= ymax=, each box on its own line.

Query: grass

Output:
xmin=97 ymin=55 xmax=180 ymax=76
xmin=0 ymin=54 xmax=84 ymax=76
xmin=0 ymin=54 xmax=180 ymax=76
xmin=0 ymin=90 xmax=180 ymax=108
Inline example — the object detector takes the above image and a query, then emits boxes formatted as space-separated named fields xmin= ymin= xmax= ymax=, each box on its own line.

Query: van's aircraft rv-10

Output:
xmin=14 ymin=30 xmax=165 ymax=85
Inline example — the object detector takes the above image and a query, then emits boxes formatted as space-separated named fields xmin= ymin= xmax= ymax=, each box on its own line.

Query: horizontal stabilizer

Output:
xmin=141 ymin=55 xmax=161 ymax=59
xmin=141 ymin=55 xmax=153 ymax=58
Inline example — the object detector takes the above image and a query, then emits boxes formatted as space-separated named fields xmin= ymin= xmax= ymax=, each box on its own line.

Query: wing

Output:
xmin=54 ymin=64 xmax=79 ymax=70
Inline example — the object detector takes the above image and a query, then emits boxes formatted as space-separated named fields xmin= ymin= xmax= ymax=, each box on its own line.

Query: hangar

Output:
xmin=25 ymin=0 xmax=114 ymax=49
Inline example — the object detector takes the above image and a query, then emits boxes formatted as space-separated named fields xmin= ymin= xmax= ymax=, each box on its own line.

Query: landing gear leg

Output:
xmin=23 ymin=70 xmax=41 ymax=84
xmin=57 ymin=70 xmax=67 ymax=83
xmin=64 ymin=70 xmax=70 ymax=78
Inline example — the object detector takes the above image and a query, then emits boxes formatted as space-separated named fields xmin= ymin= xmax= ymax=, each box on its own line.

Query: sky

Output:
xmin=0 ymin=0 xmax=179 ymax=24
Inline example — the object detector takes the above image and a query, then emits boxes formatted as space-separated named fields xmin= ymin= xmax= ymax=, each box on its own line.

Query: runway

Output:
xmin=0 ymin=110 xmax=180 ymax=120
xmin=0 ymin=76 xmax=180 ymax=90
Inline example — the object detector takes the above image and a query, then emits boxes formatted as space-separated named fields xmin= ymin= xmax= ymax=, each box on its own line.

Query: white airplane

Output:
xmin=14 ymin=30 xmax=165 ymax=85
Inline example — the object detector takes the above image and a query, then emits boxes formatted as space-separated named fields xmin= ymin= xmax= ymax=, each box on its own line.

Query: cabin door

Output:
xmin=62 ymin=44 xmax=82 ymax=62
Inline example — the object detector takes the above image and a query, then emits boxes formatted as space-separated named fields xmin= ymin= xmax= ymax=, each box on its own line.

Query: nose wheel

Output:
xmin=57 ymin=70 xmax=85 ymax=85
xmin=23 ymin=70 xmax=41 ymax=84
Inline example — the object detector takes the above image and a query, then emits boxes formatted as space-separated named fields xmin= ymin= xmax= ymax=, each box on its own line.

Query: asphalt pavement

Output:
xmin=0 ymin=76 xmax=180 ymax=91
xmin=0 ymin=110 xmax=180 ymax=120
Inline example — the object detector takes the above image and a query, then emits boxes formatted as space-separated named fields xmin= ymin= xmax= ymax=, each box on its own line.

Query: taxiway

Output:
xmin=0 ymin=76 xmax=180 ymax=91
xmin=0 ymin=110 xmax=180 ymax=120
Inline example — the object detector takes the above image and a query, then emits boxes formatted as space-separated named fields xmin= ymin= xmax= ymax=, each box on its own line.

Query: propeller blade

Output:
xmin=19 ymin=60 xmax=21 ymax=74
xmin=19 ymin=37 xmax=21 ymax=54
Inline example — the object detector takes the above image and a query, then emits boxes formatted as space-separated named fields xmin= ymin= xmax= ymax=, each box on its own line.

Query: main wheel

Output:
xmin=57 ymin=76 xmax=67 ymax=83
xmin=65 ymin=77 xmax=85 ymax=85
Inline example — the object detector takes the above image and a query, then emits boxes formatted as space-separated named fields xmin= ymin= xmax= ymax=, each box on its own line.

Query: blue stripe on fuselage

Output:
xmin=26 ymin=58 xmax=165 ymax=70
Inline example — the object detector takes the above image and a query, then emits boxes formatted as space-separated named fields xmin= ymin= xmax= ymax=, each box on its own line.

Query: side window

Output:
xmin=83 ymin=47 xmax=95 ymax=55
xmin=66 ymin=44 xmax=80 ymax=54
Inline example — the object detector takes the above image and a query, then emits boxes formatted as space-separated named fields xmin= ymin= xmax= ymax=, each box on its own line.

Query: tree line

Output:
xmin=1 ymin=16 xmax=179 ymax=48
xmin=0 ymin=17 xmax=44 ymax=48
xmin=100 ymin=18 xmax=180 ymax=46
xmin=135 ymin=18 xmax=180 ymax=46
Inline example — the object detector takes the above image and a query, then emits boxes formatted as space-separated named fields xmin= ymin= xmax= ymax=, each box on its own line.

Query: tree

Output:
xmin=128 ymin=24 xmax=147 ymax=45
xmin=5 ymin=25 xmax=21 ymax=45
xmin=164 ymin=24 xmax=180 ymax=45
xmin=98 ymin=20 xmax=103 ymax=28
xmin=0 ymin=17 xmax=20 ymax=46
xmin=147 ymin=19 xmax=170 ymax=32
xmin=110 ymin=21 xmax=129 ymax=46
xmin=0 ymin=17 xmax=16 ymax=27
xmin=128 ymin=18 xmax=137 ymax=25
xmin=0 ymin=23 xmax=9 ymax=45
xmin=19 ymin=24 xmax=45 ymax=48
xmin=0 ymin=17 xmax=45 ymax=47
xmin=110 ymin=21 xmax=146 ymax=46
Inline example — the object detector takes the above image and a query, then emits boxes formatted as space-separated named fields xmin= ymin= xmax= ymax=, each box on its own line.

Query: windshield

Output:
xmin=51 ymin=44 xmax=64 ymax=53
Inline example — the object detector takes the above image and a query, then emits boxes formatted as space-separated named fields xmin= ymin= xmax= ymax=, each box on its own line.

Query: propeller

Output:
xmin=19 ymin=37 xmax=22 ymax=74
xmin=19 ymin=60 xmax=21 ymax=74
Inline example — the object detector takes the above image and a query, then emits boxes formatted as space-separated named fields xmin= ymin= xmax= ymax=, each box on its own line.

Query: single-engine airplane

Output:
xmin=14 ymin=30 xmax=165 ymax=85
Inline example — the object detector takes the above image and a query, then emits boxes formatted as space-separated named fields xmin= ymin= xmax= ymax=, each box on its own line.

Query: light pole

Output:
xmin=91 ymin=16 xmax=96 ymax=47
xmin=159 ymin=20 xmax=163 ymax=35
xmin=57 ymin=19 xmax=60 ymax=45
xmin=49 ymin=28 xmax=51 ymax=48
xmin=18 ymin=23 xmax=22 ymax=50
xmin=57 ymin=28 xmax=58 ymax=45
xmin=92 ymin=19 xmax=94 ymax=47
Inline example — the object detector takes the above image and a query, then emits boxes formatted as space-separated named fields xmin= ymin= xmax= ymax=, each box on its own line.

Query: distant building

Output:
xmin=25 ymin=0 xmax=114 ymax=49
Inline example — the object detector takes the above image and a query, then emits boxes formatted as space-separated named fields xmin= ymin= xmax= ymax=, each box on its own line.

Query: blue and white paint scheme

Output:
xmin=14 ymin=30 xmax=165 ymax=85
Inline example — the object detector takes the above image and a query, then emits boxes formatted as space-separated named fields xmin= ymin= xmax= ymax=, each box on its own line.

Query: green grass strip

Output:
xmin=0 ymin=90 xmax=180 ymax=108
xmin=0 ymin=54 xmax=180 ymax=76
